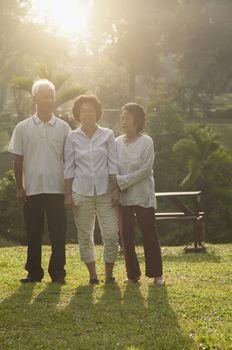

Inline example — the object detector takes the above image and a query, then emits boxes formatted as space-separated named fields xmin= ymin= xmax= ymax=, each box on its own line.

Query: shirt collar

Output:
xmin=32 ymin=113 xmax=57 ymax=126
xmin=74 ymin=124 xmax=103 ymax=135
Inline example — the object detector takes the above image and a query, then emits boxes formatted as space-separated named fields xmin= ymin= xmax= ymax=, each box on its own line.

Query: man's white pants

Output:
xmin=72 ymin=192 xmax=118 ymax=263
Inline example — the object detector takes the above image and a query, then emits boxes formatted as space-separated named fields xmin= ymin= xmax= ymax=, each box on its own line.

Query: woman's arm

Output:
xmin=64 ymin=178 xmax=74 ymax=209
xmin=107 ymin=130 xmax=119 ymax=176
xmin=64 ymin=134 xmax=75 ymax=209
xmin=107 ymin=130 xmax=120 ymax=207
xmin=116 ymin=138 xmax=154 ymax=190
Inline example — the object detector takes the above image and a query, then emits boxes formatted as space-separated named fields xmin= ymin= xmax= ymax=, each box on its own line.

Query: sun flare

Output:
xmin=31 ymin=0 xmax=91 ymax=38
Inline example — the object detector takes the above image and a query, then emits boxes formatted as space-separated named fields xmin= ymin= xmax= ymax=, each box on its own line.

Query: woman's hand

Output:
xmin=109 ymin=175 xmax=118 ymax=188
xmin=111 ymin=187 xmax=120 ymax=208
xmin=64 ymin=194 xmax=73 ymax=209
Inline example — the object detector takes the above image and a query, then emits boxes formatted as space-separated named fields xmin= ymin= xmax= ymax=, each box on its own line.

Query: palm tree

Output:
xmin=173 ymin=124 xmax=221 ymax=189
xmin=11 ymin=63 xmax=86 ymax=124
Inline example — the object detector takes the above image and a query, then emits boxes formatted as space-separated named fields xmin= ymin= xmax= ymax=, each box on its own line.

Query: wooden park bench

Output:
xmin=155 ymin=191 xmax=206 ymax=252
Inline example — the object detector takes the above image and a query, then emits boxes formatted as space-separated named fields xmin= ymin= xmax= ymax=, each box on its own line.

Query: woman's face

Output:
xmin=120 ymin=111 xmax=137 ymax=135
xmin=79 ymin=102 xmax=97 ymax=128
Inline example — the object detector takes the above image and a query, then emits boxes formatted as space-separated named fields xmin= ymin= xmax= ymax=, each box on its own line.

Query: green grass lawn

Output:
xmin=0 ymin=243 xmax=231 ymax=350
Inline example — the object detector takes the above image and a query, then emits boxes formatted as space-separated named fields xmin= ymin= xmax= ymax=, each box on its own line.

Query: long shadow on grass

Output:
xmin=31 ymin=282 xmax=62 ymax=309
xmin=59 ymin=284 xmax=123 ymax=349
xmin=0 ymin=283 xmax=35 ymax=312
xmin=0 ymin=283 xmax=36 ymax=347
xmin=61 ymin=283 xmax=194 ymax=349
xmin=163 ymin=251 xmax=221 ymax=264
xmin=116 ymin=284 xmax=193 ymax=350
xmin=146 ymin=285 xmax=194 ymax=349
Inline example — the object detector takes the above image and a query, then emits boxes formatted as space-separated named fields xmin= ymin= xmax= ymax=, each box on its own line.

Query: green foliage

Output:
xmin=55 ymin=85 xmax=86 ymax=107
xmin=0 ymin=244 xmax=232 ymax=349
xmin=0 ymin=170 xmax=25 ymax=243
xmin=173 ymin=125 xmax=220 ymax=188
xmin=173 ymin=124 xmax=232 ymax=242
xmin=146 ymin=87 xmax=186 ymax=191
xmin=11 ymin=76 xmax=33 ymax=94
xmin=11 ymin=63 xmax=87 ymax=122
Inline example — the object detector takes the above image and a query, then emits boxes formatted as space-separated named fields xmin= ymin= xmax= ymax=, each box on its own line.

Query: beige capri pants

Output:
xmin=72 ymin=192 xmax=118 ymax=263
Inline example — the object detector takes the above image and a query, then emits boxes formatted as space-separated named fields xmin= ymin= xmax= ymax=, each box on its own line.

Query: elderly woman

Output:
xmin=64 ymin=95 xmax=119 ymax=285
xmin=111 ymin=102 xmax=164 ymax=285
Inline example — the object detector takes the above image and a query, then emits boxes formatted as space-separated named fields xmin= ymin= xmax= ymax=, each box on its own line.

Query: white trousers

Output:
xmin=72 ymin=192 xmax=118 ymax=263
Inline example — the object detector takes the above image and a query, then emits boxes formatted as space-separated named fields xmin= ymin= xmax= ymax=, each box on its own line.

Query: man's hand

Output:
xmin=64 ymin=194 xmax=73 ymax=209
xmin=16 ymin=188 xmax=27 ymax=204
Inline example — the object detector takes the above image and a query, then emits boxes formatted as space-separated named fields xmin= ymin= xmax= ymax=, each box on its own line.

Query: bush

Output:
xmin=0 ymin=171 xmax=26 ymax=243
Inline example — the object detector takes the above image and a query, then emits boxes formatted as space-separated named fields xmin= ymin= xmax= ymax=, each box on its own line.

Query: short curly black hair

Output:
xmin=121 ymin=102 xmax=146 ymax=132
xmin=72 ymin=95 xmax=102 ymax=121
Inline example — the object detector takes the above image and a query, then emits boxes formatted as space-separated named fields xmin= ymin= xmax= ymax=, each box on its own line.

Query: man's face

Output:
xmin=34 ymin=86 xmax=55 ymax=114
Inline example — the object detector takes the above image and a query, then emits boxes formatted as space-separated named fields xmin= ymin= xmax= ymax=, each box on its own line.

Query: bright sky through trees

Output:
xmin=30 ymin=0 xmax=91 ymax=38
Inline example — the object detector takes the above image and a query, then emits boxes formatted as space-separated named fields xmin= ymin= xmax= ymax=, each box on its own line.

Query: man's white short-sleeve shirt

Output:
xmin=8 ymin=113 xmax=71 ymax=196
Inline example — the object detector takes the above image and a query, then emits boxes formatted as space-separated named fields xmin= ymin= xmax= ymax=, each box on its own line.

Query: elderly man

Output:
xmin=9 ymin=79 xmax=70 ymax=284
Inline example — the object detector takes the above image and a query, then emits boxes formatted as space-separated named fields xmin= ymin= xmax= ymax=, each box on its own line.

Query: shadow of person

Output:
xmin=31 ymin=281 xmax=62 ymax=309
xmin=0 ymin=283 xmax=36 ymax=310
xmin=58 ymin=282 xmax=123 ymax=349
xmin=117 ymin=282 xmax=152 ymax=349
xmin=52 ymin=283 xmax=96 ymax=348
xmin=0 ymin=283 xmax=36 ymax=348
xmin=146 ymin=284 xmax=194 ymax=349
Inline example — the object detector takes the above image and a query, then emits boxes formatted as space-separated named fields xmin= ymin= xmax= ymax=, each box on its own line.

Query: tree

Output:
xmin=146 ymin=87 xmax=186 ymax=191
xmin=11 ymin=63 xmax=86 ymax=126
xmin=89 ymin=0 xmax=172 ymax=98
xmin=173 ymin=124 xmax=232 ymax=242
xmin=0 ymin=1 xmax=71 ymax=136
xmin=173 ymin=125 xmax=220 ymax=188
xmin=165 ymin=1 xmax=232 ymax=116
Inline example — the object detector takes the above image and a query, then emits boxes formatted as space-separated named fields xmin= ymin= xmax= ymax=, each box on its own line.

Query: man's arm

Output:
xmin=13 ymin=154 xmax=27 ymax=203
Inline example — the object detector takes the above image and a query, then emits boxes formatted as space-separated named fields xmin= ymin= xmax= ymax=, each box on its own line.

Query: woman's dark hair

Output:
xmin=121 ymin=102 xmax=146 ymax=132
xmin=72 ymin=95 xmax=102 ymax=121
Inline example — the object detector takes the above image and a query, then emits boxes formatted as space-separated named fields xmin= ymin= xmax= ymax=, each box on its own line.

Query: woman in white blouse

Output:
xmin=64 ymin=95 xmax=119 ymax=285
xmin=111 ymin=102 xmax=164 ymax=285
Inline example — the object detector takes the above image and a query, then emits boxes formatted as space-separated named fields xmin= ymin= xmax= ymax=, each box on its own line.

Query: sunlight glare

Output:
xmin=31 ymin=0 xmax=90 ymax=38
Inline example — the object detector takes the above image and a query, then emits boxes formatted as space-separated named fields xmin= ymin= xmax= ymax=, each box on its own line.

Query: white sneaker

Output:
xmin=155 ymin=276 xmax=165 ymax=286
xmin=124 ymin=278 xmax=140 ymax=284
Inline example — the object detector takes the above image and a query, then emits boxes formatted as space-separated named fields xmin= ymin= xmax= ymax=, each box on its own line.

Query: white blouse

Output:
xmin=64 ymin=125 xmax=118 ymax=196
xmin=116 ymin=134 xmax=157 ymax=208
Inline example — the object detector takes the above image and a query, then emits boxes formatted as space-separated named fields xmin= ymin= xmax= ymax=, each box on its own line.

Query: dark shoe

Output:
xmin=20 ymin=277 xmax=42 ymax=283
xmin=89 ymin=278 xmax=99 ymax=285
xmin=52 ymin=278 xmax=66 ymax=285
xmin=105 ymin=277 xmax=117 ymax=284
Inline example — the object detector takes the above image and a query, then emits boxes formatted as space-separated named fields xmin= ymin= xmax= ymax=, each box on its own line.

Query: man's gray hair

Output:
xmin=31 ymin=79 xmax=55 ymax=97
